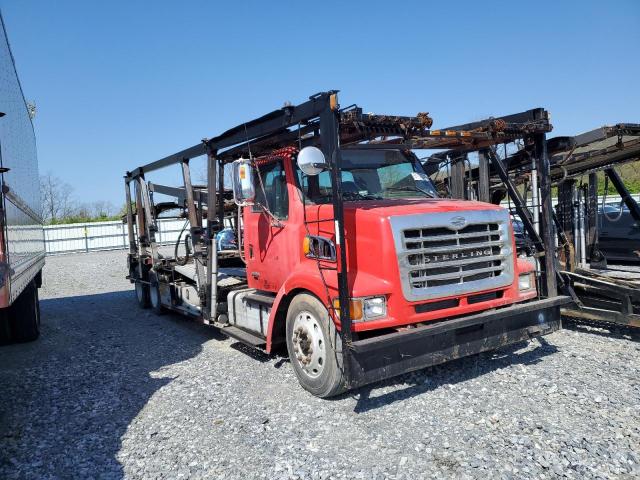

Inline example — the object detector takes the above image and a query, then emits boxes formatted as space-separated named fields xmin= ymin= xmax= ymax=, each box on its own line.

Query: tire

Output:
xmin=149 ymin=272 xmax=166 ymax=315
xmin=0 ymin=310 xmax=12 ymax=345
xmin=286 ymin=293 xmax=345 ymax=398
xmin=135 ymin=280 xmax=150 ymax=308
xmin=8 ymin=281 xmax=40 ymax=343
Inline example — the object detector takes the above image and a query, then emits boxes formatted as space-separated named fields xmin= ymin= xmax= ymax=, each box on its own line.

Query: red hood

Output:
xmin=342 ymin=198 xmax=504 ymax=217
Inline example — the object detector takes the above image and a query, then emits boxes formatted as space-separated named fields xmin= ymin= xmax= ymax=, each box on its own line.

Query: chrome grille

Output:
xmin=389 ymin=210 xmax=514 ymax=302
xmin=405 ymin=224 xmax=503 ymax=288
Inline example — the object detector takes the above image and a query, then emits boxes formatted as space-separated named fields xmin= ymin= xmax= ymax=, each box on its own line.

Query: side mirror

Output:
xmin=231 ymin=158 xmax=255 ymax=206
xmin=297 ymin=146 xmax=328 ymax=176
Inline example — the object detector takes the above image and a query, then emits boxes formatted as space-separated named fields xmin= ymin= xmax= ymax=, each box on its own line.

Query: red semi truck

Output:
xmin=0 ymin=13 xmax=45 ymax=344
xmin=126 ymin=92 xmax=567 ymax=397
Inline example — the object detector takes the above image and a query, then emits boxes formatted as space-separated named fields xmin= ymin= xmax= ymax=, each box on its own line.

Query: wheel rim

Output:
xmin=150 ymin=284 xmax=160 ymax=309
xmin=135 ymin=282 xmax=144 ymax=302
xmin=292 ymin=310 xmax=326 ymax=379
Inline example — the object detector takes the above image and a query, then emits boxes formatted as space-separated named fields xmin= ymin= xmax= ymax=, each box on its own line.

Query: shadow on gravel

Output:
xmin=229 ymin=342 xmax=290 ymax=368
xmin=562 ymin=318 xmax=640 ymax=342
xmin=0 ymin=290 xmax=213 ymax=478
xmin=230 ymin=341 xmax=273 ymax=362
xmin=349 ymin=337 xmax=558 ymax=414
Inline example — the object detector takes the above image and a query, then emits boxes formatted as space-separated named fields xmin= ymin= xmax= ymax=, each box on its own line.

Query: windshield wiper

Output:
xmin=311 ymin=191 xmax=383 ymax=202
xmin=384 ymin=186 xmax=436 ymax=198
xmin=343 ymin=191 xmax=383 ymax=200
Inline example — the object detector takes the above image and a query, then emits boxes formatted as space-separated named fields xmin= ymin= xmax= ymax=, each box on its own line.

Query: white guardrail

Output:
xmin=44 ymin=218 xmax=188 ymax=255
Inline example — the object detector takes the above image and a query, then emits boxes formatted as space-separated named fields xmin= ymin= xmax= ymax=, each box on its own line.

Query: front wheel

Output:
xmin=286 ymin=293 xmax=345 ymax=398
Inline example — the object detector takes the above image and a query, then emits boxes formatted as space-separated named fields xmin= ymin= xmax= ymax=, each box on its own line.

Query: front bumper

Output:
xmin=346 ymin=296 xmax=570 ymax=389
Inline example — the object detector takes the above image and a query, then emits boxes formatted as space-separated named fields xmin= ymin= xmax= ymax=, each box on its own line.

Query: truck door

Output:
xmin=243 ymin=157 xmax=293 ymax=292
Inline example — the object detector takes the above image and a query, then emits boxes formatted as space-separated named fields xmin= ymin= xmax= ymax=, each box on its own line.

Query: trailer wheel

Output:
xmin=0 ymin=311 xmax=12 ymax=345
xmin=286 ymin=293 xmax=345 ymax=398
xmin=8 ymin=281 xmax=40 ymax=343
xmin=135 ymin=281 xmax=150 ymax=308
xmin=149 ymin=273 xmax=166 ymax=315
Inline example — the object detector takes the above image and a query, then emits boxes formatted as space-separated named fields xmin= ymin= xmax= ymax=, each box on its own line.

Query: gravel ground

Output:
xmin=1 ymin=250 xmax=639 ymax=479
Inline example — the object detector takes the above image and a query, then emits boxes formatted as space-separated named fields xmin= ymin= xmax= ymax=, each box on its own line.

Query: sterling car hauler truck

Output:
xmin=125 ymin=91 xmax=569 ymax=397
xmin=0 ymin=12 xmax=45 ymax=344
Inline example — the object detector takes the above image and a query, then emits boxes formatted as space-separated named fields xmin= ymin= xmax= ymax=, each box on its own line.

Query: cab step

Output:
xmin=220 ymin=325 xmax=266 ymax=347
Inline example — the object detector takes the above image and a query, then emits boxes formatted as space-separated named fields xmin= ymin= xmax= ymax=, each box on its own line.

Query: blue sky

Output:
xmin=1 ymin=1 xmax=639 ymax=206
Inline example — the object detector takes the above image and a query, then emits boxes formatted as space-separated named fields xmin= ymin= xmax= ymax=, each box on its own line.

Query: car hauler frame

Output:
xmin=124 ymin=91 xmax=568 ymax=396
xmin=445 ymin=121 xmax=640 ymax=329
xmin=549 ymin=124 xmax=640 ymax=328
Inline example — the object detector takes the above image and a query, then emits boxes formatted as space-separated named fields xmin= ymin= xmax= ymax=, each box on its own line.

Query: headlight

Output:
xmin=333 ymin=296 xmax=387 ymax=321
xmin=518 ymin=273 xmax=533 ymax=291
xmin=363 ymin=296 xmax=387 ymax=320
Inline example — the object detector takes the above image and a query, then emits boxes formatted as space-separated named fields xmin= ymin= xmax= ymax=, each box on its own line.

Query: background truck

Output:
xmin=0 ymin=13 xmax=45 ymax=344
xmin=125 ymin=91 xmax=568 ymax=397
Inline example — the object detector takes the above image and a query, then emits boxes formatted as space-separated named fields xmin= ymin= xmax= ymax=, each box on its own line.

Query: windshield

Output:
xmin=296 ymin=149 xmax=438 ymax=203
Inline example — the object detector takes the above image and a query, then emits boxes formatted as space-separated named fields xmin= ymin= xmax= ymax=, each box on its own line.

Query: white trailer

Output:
xmin=0 ymin=12 xmax=45 ymax=343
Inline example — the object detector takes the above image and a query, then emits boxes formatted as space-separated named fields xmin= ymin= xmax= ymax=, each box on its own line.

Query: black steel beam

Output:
xmin=320 ymin=99 xmax=353 ymax=381
xmin=549 ymin=141 xmax=640 ymax=180
xmin=570 ymin=124 xmax=640 ymax=149
xmin=449 ymin=155 xmax=466 ymax=199
xmin=342 ymin=142 xmax=414 ymax=150
xmin=128 ymin=143 xmax=207 ymax=179
xmin=181 ymin=160 xmax=207 ymax=296
xmin=204 ymin=149 xmax=218 ymax=323
xmin=587 ymin=172 xmax=601 ymax=262
xmin=443 ymin=108 xmax=550 ymax=133
xmin=487 ymin=149 xmax=544 ymax=252
xmin=217 ymin=123 xmax=320 ymax=161
xmin=124 ymin=179 xmax=136 ymax=253
xmin=535 ymin=129 xmax=558 ymax=297
xmin=477 ymin=150 xmax=490 ymax=203
xmin=605 ymin=167 xmax=640 ymax=221
xmin=217 ymin=159 xmax=225 ymax=229
xmin=134 ymin=177 xmax=147 ymax=250
xmin=210 ymin=93 xmax=333 ymax=152
xmin=127 ymin=92 xmax=336 ymax=179
xmin=487 ymin=147 xmax=571 ymax=298
xmin=217 ymin=129 xmax=291 ymax=160
xmin=556 ymin=179 xmax=576 ymax=270
xmin=149 ymin=182 xmax=208 ymax=205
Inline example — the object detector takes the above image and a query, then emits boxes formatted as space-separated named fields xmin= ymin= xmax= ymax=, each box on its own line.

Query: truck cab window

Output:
xmin=253 ymin=160 xmax=289 ymax=219
xmin=295 ymin=149 xmax=438 ymax=203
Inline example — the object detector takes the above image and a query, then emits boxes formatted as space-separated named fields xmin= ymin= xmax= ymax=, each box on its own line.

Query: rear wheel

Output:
xmin=8 ymin=281 xmax=40 ymax=343
xmin=286 ymin=293 xmax=345 ymax=398
xmin=149 ymin=272 xmax=166 ymax=315
xmin=135 ymin=280 xmax=150 ymax=308
xmin=0 ymin=310 xmax=12 ymax=345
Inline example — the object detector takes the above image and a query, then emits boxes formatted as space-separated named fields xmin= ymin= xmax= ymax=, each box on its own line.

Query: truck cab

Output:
xmin=223 ymin=144 xmax=542 ymax=395
xmin=242 ymin=147 xmax=537 ymax=328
